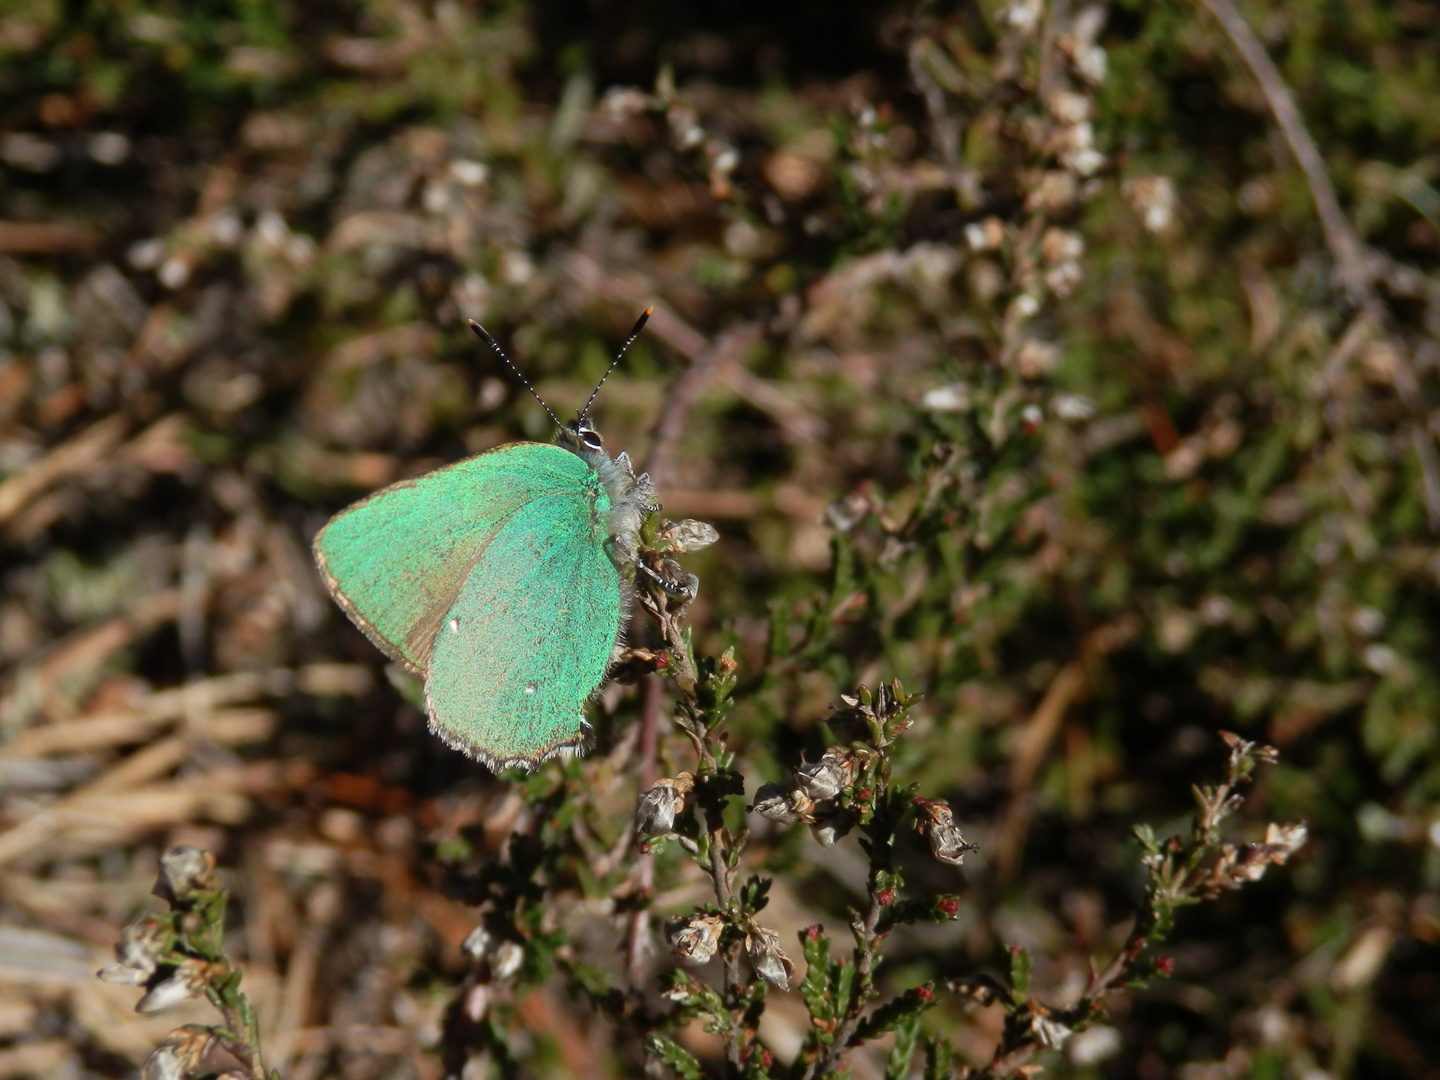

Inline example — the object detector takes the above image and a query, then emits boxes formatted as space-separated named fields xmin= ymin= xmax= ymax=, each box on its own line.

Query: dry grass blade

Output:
xmin=0 ymin=220 xmax=100 ymax=255
xmin=0 ymin=416 xmax=128 ymax=526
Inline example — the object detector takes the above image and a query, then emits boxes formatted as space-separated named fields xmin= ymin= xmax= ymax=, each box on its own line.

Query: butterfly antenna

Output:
xmin=578 ymin=307 xmax=653 ymax=423
xmin=468 ymin=319 xmax=563 ymax=429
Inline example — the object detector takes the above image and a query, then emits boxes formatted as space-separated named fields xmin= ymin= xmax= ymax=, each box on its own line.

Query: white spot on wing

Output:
xmin=524 ymin=682 xmax=537 ymax=695
xmin=448 ymin=617 xmax=460 ymax=632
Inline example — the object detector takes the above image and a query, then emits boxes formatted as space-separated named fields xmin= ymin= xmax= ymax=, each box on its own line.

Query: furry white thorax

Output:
xmin=555 ymin=419 xmax=657 ymax=568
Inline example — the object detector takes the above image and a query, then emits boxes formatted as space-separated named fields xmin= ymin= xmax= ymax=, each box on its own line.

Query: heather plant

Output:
xmin=103 ymin=635 xmax=1305 ymax=1079
xmin=1 ymin=0 xmax=1436 ymax=1077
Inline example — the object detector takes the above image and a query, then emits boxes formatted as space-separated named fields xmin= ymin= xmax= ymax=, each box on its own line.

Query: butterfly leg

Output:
xmin=637 ymin=551 xmax=699 ymax=601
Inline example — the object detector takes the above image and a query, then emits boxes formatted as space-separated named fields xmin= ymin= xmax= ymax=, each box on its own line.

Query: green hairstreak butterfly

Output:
xmin=313 ymin=309 xmax=706 ymax=771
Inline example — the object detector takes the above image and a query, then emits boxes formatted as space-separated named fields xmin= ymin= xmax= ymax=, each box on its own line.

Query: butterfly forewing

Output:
xmin=313 ymin=443 xmax=597 ymax=672
xmin=425 ymin=487 xmax=622 ymax=768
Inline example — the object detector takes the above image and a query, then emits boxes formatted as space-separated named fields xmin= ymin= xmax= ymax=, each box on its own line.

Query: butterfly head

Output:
xmin=564 ymin=417 xmax=605 ymax=455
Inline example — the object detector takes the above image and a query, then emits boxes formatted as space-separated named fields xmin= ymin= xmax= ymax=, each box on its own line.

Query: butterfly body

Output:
xmin=314 ymin=421 xmax=656 ymax=771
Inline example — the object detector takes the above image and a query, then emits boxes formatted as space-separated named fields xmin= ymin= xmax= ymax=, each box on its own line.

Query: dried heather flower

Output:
xmin=809 ymin=804 xmax=855 ymax=848
xmin=491 ymin=941 xmax=524 ymax=981
xmin=751 ymin=782 xmax=816 ymax=825
xmin=1031 ymin=1011 xmax=1073 ymax=1049
xmin=141 ymin=1029 xmax=213 ymax=1080
xmin=1262 ymin=821 xmax=1308 ymax=858
xmin=822 ymin=488 xmax=877 ymax=533
xmin=795 ymin=747 xmax=857 ymax=801
xmin=913 ymin=797 xmax=979 ymax=866
xmin=636 ymin=772 xmax=695 ymax=835
xmin=745 ymin=925 xmax=795 ymax=991
xmin=461 ymin=924 xmax=493 ymax=961
xmin=155 ymin=845 xmax=216 ymax=904
xmin=999 ymin=0 xmax=1042 ymax=34
xmin=463 ymin=983 xmax=490 ymax=1022
xmin=964 ymin=216 xmax=1007 ymax=252
xmin=1225 ymin=821 xmax=1309 ymax=886
xmin=1218 ymin=729 xmax=1280 ymax=766
xmin=141 ymin=1045 xmax=186 ymax=1080
xmin=98 ymin=917 xmax=172 ymax=986
xmin=1041 ymin=228 xmax=1085 ymax=265
xmin=657 ymin=519 xmax=720 ymax=553
xmin=1122 ymin=176 xmax=1176 ymax=234
xmin=1016 ymin=339 xmax=1060 ymax=379
xmin=667 ymin=912 xmax=724 ymax=966
xmin=662 ymin=974 xmax=698 ymax=1003
xmin=136 ymin=958 xmax=213 ymax=1014
xmin=1218 ymin=843 xmax=1264 ymax=885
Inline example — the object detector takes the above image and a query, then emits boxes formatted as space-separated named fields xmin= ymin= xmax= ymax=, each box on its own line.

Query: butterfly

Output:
xmin=313 ymin=309 xmax=712 ymax=771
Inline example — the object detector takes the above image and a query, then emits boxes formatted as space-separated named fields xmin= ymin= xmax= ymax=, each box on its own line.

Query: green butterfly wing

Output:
xmin=314 ymin=442 xmax=623 ymax=767
xmin=425 ymin=489 xmax=622 ymax=768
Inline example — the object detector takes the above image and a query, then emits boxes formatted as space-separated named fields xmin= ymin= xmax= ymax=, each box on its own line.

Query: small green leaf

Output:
xmin=856 ymin=984 xmax=937 ymax=1042
xmin=649 ymin=1036 xmax=704 ymax=1080
xmin=922 ymin=1035 xmax=955 ymax=1080
xmin=885 ymin=1008 xmax=924 ymax=1080
xmin=1132 ymin=822 xmax=1159 ymax=854
xmin=799 ymin=927 xmax=835 ymax=1020
xmin=1009 ymin=945 xmax=1032 ymax=995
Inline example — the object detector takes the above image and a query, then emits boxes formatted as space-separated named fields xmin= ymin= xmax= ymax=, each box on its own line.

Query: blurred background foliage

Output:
xmin=0 ymin=0 xmax=1437 ymax=1077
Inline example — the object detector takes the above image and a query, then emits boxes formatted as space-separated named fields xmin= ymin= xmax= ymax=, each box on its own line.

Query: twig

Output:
xmin=804 ymin=893 xmax=888 ymax=1080
xmin=644 ymin=324 xmax=762 ymax=490
xmin=0 ymin=416 xmax=128 ymax=525
xmin=625 ymin=675 xmax=665 ymax=986
xmin=695 ymin=734 xmax=747 ymax=1074
xmin=994 ymin=661 xmax=1087 ymax=886
xmin=0 ymin=219 xmax=101 ymax=254
xmin=269 ymin=880 xmax=343 ymax=1075
xmin=1196 ymin=0 xmax=1378 ymax=301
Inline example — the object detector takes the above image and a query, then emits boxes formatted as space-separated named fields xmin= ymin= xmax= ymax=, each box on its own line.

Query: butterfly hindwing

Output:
xmin=425 ymin=488 xmax=623 ymax=768
xmin=313 ymin=443 xmax=597 ymax=672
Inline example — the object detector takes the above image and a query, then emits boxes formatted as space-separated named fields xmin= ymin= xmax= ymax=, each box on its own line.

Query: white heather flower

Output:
xmin=965 ymin=216 xmax=1006 ymax=252
xmin=1263 ymin=821 xmax=1308 ymax=859
xmin=491 ymin=941 xmax=524 ymax=981
xmin=1124 ymin=176 xmax=1177 ymax=234
xmin=1041 ymin=228 xmax=1085 ymax=264
xmin=1000 ymin=0 xmax=1043 ymax=34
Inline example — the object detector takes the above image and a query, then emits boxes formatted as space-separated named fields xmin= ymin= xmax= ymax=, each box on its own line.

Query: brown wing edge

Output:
xmin=309 ymin=441 xmax=569 ymax=676
xmin=312 ymin=528 xmax=425 ymax=675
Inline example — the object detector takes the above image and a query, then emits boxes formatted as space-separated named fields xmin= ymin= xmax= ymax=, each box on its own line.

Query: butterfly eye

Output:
xmin=575 ymin=421 xmax=604 ymax=452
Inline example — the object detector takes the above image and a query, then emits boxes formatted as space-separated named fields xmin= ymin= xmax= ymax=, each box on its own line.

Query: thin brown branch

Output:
xmin=1196 ymin=0 xmax=1378 ymax=301
xmin=804 ymin=893 xmax=889 ymax=1080
xmin=644 ymin=324 xmax=762 ymax=490
xmin=0 ymin=219 xmax=101 ymax=254
xmin=994 ymin=661 xmax=1088 ymax=886
xmin=625 ymin=675 xmax=665 ymax=986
